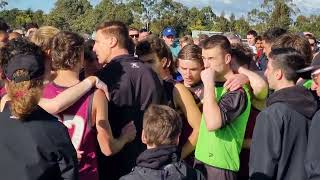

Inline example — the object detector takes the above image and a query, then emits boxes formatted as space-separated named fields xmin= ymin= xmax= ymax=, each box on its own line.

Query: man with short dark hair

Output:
xmin=256 ymin=28 xmax=287 ymax=71
xmin=129 ymin=27 xmax=139 ymax=45
xmin=194 ymin=35 xmax=251 ymax=180
xmin=247 ymin=30 xmax=258 ymax=54
xmin=120 ymin=105 xmax=205 ymax=180
xmin=262 ymin=28 xmax=287 ymax=57
xmin=93 ymin=21 xmax=165 ymax=180
xmin=249 ymin=48 xmax=318 ymax=180
xmin=271 ymin=33 xmax=314 ymax=89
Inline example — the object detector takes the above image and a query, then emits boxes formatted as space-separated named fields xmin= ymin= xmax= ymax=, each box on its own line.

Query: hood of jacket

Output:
xmin=136 ymin=145 xmax=179 ymax=169
xmin=267 ymin=85 xmax=318 ymax=119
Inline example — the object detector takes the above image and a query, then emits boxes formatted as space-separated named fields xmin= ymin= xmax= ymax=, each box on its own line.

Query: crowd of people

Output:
xmin=0 ymin=18 xmax=320 ymax=180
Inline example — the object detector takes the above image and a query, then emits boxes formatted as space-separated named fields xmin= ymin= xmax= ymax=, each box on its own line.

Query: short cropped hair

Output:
xmin=272 ymin=33 xmax=312 ymax=65
xmin=51 ymin=31 xmax=84 ymax=70
xmin=262 ymin=27 xmax=287 ymax=44
xmin=247 ymin=30 xmax=258 ymax=37
xmin=269 ymin=48 xmax=306 ymax=83
xmin=143 ymin=105 xmax=182 ymax=146
xmin=255 ymin=36 xmax=262 ymax=42
xmin=96 ymin=21 xmax=129 ymax=49
xmin=202 ymin=35 xmax=232 ymax=54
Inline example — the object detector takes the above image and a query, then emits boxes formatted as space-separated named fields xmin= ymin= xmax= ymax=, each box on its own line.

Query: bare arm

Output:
xmin=173 ymin=83 xmax=201 ymax=159
xmin=201 ymin=68 xmax=223 ymax=131
xmin=238 ymin=67 xmax=268 ymax=101
xmin=203 ymin=82 xmax=222 ymax=131
xmin=39 ymin=76 xmax=108 ymax=115
xmin=0 ymin=94 xmax=9 ymax=112
xmin=93 ymin=90 xmax=136 ymax=156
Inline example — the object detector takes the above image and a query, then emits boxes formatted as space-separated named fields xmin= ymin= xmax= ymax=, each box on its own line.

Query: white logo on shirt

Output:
xmin=131 ymin=63 xmax=140 ymax=69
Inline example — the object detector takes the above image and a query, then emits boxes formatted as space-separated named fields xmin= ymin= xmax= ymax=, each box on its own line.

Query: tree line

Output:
xmin=1 ymin=0 xmax=320 ymax=38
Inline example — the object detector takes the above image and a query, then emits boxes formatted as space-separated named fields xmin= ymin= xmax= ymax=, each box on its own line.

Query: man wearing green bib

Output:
xmin=194 ymin=35 xmax=251 ymax=180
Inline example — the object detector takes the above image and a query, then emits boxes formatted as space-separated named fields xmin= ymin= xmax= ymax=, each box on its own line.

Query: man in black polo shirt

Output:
xmin=93 ymin=21 xmax=165 ymax=180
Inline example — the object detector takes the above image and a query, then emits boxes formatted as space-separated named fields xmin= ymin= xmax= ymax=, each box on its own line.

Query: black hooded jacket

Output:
xmin=305 ymin=109 xmax=320 ymax=180
xmin=249 ymin=86 xmax=318 ymax=180
xmin=119 ymin=145 xmax=205 ymax=180
xmin=0 ymin=105 xmax=78 ymax=180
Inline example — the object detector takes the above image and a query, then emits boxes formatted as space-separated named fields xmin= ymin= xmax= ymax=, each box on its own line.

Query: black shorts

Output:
xmin=194 ymin=159 xmax=237 ymax=180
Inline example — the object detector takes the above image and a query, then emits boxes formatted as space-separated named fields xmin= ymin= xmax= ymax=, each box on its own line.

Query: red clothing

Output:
xmin=43 ymin=82 xmax=99 ymax=180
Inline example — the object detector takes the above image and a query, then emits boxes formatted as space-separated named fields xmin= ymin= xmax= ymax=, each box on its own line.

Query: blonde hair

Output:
xmin=30 ymin=26 xmax=60 ymax=51
xmin=7 ymin=70 xmax=43 ymax=119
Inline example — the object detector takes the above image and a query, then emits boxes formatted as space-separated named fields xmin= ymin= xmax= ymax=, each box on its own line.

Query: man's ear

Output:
xmin=141 ymin=129 xmax=147 ymax=145
xmin=109 ymin=36 xmax=118 ymax=48
xmin=275 ymin=69 xmax=283 ymax=80
xmin=225 ymin=53 xmax=232 ymax=65
xmin=161 ymin=57 xmax=171 ymax=68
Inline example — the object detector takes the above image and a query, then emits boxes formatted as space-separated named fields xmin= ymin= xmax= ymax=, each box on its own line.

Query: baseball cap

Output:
xmin=297 ymin=53 xmax=320 ymax=79
xmin=162 ymin=27 xmax=176 ymax=37
xmin=4 ymin=54 xmax=44 ymax=83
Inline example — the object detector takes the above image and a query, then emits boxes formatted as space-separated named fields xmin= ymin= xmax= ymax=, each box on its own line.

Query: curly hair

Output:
xmin=51 ymin=31 xmax=84 ymax=70
xmin=0 ymin=38 xmax=43 ymax=68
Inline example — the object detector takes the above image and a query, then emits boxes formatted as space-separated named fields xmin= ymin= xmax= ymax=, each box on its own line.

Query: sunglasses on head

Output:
xmin=130 ymin=34 xmax=139 ymax=38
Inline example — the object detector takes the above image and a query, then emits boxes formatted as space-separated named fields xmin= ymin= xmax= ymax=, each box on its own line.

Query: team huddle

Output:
xmin=0 ymin=20 xmax=320 ymax=180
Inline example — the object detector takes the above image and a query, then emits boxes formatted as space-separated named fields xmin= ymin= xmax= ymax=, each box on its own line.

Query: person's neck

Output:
xmin=44 ymin=60 xmax=52 ymax=82
xmin=274 ymin=81 xmax=295 ymax=92
xmin=216 ymin=69 xmax=234 ymax=82
xmin=147 ymin=144 xmax=157 ymax=149
xmin=107 ymin=48 xmax=129 ymax=63
xmin=54 ymin=70 xmax=80 ymax=87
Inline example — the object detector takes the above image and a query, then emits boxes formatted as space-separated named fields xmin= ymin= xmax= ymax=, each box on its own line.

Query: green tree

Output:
xmin=212 ymin=11 xmax=230 ymax=32
xmin=229 ymin=13 xmax=236 ymax=32
xmin=0 ymin=8 xmax=45 ymax=29
xmin=234 ymin=16 xmax=250 ymax=37
xmin=94 ymin=0 xmax=133 ymax=26
xmin=0 ymin=0 xmax=7 ymax=9
xmin=46 ymin=0 xmax=92 ymax=31
xmin=149 ymin=0 xmax=189 ymax=36
xmin=248 ymin=0 xmax=299 ymax=30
